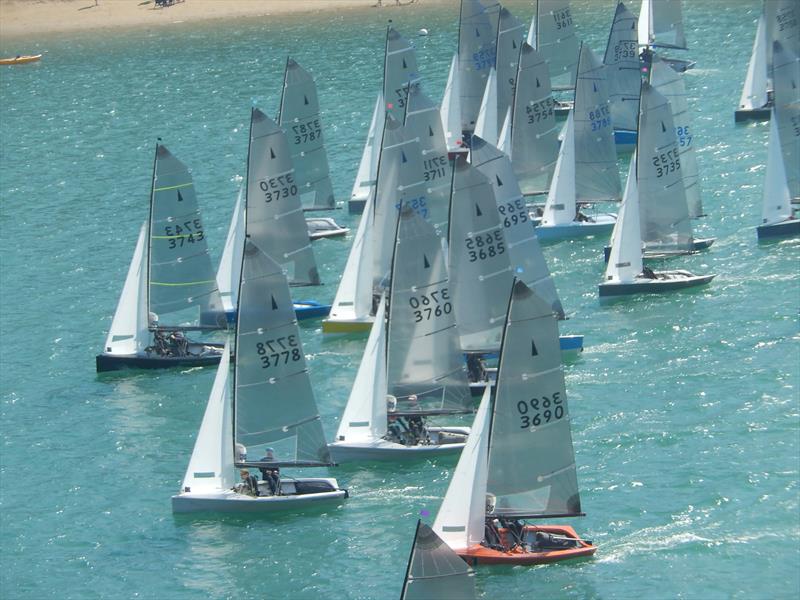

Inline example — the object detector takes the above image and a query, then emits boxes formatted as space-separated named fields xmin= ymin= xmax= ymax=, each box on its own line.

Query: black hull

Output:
xmin=757 ymin=219 xmax=800 ymax=240
xmin=735 ymin=107 xmax=771 ymax=123
xmin=96 ymin=345 xmax=225 ymax=373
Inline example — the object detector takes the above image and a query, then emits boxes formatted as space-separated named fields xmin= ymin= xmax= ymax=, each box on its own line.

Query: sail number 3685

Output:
xmin=409 ymin=289 xmax=452 ymax=322
xmin=256 ymin=335 xmax=301 ymax=368
xmin=465 ymin=230 xmax=505 ymax=262
xmin=517 ymin=393 xmax=564 ymax=428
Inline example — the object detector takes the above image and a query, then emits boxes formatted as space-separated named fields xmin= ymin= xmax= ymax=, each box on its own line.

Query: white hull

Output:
xmin=536 ymin=214 xmax=616 ymax=242
xmin=328 ymin=427 xmax=470 ymax=463
xmin=171 ymin=478 xmax=346 ymax=514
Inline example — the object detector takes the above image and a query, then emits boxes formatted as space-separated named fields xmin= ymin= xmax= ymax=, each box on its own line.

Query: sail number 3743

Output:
xmin=517 ymin=393 xmax=564 ymax=429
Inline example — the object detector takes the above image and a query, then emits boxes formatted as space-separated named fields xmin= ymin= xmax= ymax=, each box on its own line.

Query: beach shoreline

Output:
xmin=0 ymin=0 xmax=437 ymax=40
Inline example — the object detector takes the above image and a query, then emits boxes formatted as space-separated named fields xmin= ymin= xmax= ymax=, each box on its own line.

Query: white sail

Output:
xmin=217 ymin=186 xmax=245 ymax=314
xmin=351 ymin=93 xmax=386 ymax=208
xmin=542 ymin=112 xmax=577 ymax=227
xmin=384 ymin=26 xmax=422 ymax=123
xmin=277 ymin=58 xmax=336 ymax=210
xmin=470 ymin=136 xmax=565 ymax=319
xmin=401 ymin=521 xmax=477 ymax=600
xmin=495 ymin=6 xmax=526 ymax=131
xmin=762 ymin=110 xmax=793 ymax=224
xmin=739 ymin=14 xmax=769 ymax=111
xmin=497 ymin=106 xmax=512 ymax=156
xmin=639 ymin=0 xmax=687 ymax=50
xmin=441 ymin=54 xmax=464 ymax=152
xmin=636 ymin=82 xmax=694 ymax=254
xmin=148 ymin=144 xmax=225 ymax=328
xmin=605 ymin=155 xmax=644 ymax=283
xmin=458 ymin=0 xmax=501 ymax=134
xmin=530 ymin=0 xmax=580 ymax=89
xmin=510 ymin=42 xmax=559 ymax=194
xmin=766 ymin=1 xmax=800 ymax=61
xmin=246 ymin=108 xmax=321 ymax=286
xmin=603 ymin=1 xmax=641 ymax=132
xmin=473 ymin=67 xmax=499 ymax=146
xmin=387 ymin=204 xmax=471 ymax=412
xmin=104 ymin=221 xmax=149 ymax=356
xmin=405 ymin=82 xmax=452 ymax=233
xmin=448 ymin=155 xmax=513 ymax=352
xmin=328 ymin=192 xmax=375 ymax=324
xmin=772 ymin=40 xmax=800 ymax=201
xmin=487 ymin=280 xmax=581 ymax=518
xmin=432 ymin=386 xmax=492 ymax=550
xmin=649 ymin=54 xmax=702 ymax=217
xmin=179 ymin=344 xmax=235 ymax=494
xmin=574 ymin=44 xmax=621 ymax=203
xmin=234 ymin=240 xmax=329 ymax=463
xmin=334 ymin=298 xmax=388 ymax=443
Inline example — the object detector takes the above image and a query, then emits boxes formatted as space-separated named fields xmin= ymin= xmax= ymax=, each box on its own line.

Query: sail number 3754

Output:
xmin=517 ymin=393 xmax=564 ymax=429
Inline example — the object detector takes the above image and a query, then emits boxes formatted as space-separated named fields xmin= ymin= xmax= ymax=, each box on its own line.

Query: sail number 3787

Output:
xmin=517 ymin=393 xmax=564 ymax=429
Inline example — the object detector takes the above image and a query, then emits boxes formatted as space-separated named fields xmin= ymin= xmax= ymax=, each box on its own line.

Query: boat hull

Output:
xmin=306 ymin=217 xmax=349 ymax=240
xmin=735 ymin=106 xmax=771 ymax=123
xmin=328 ymin=427 xmax=470 ymax=463
xmin=458 ymin=525 xmax=596 ymax=566
xmin=757 ymin=218 xmax=800 ymax=240
xmin=613 ymin=129 xmax=637 ymax=153
xmin=0 ymin=54 xmax=42 ymax=65
xmin=171 ymin=478 xmax=347 ymax=514
xmin=536 ymin=215 xmax=616 ymax=242
xmin=348 ymin=198 xmax=367 ymax=214
xmin=96 ymin=343 xmax=225 ymax=372
xmin=603 ymin=237 xmax=716 ymax=262
xmin=598 ymin=272 xmax=715 ymax=297
xmin=321 ymin=317 xmax=375 ymax=334
xmin=225 ymin=300 xmax=331 ymax=324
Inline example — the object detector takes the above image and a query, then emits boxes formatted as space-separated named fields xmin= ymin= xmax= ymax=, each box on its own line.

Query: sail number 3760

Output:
xmin=409 ymin=289 xmax=452 ymax=323
xmin=517 ymin=393 xmax=564 ymax=428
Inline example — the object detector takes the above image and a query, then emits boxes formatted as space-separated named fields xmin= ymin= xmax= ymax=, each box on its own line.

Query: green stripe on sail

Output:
xmin=150 ymin=279 xmax=217 ymax=287
xmin=154 ymin=182 xmax=194 ymax=192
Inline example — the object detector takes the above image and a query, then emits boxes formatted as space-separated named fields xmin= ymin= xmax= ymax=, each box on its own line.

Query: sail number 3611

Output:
xmin=256 ymin=335 xmax=301 ymax=368
xmin=409 ymin=289 xmax=452 ymax=323
xmin=517 ymin=393 xmax=564 ymax=428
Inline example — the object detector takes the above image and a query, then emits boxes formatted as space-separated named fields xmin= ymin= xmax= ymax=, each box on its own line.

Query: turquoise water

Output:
xmin=1 ymin=1 xmax=798 ymax=598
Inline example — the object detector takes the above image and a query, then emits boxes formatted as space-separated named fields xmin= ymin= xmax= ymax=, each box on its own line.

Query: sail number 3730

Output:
xmin=259 ymin=174 xmax=298 ymax=202
xmin=256 ymin=335 xmax=301 ymax=368
xmin=517 ymin=393 xmax=564 ymax=429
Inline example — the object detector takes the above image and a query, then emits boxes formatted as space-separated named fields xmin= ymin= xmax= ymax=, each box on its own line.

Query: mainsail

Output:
xmin=234 ymin=240 xmax=329 ymax=463
xmin=639 ymin=0 xmax=687 ymax=50
xmin=246 ymin=108 xmax=321 ymax=285
xmin=605 ymin=156 xmax=644 ymax=284
xmin=772 ymin=40 xmax=800 ymax=201
xmin=147 ymin=144 xmax=225 ymax=329
xmin=529 ymin=0 xmax=580 ymax=89
xmin=350 ymin=92 xmax=386 ymax=209
xmin=762 ymin=110 xmax=793 ymax=225
xmin=487 ymin=280 xmax=582 ymax=518
xmin=603 ymin=1 xmax=641 ymax=132
xmin=458 ymin=0 xmax=501 ymax=135
xmin=277 ymin=58 xmax=336 ymax=210
xmin=739 ymin=13 xmax=769 ymax=112
xmin=387 ymin=204 xmax=472 ymax=414
xmin=440 ymin=54 xmax=464 ymax=152
xmin=495 ymin=6 xmax=526 ymax=131
xmin=384 ymin=26 xmax=422 ymax=123
xmin=217 ymin=187 xmax=245 ymax=314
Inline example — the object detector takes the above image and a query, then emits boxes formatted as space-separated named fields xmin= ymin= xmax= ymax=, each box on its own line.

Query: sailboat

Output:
xmin=602 ymin=1 xmax=641 ymax=150
xmin=757 ymin=109 xmax=800 ymax=240
xmin=458 ymin=0 xmax=500 ymax=139
xmin=638 ymin=0 xmax=695 ymax=72
xmin=349 ymin=93 xmax=386 ymax=214
xmin=171 ymin=241 xmax=348 ymax=513
xmin=529 ymin=0 xmax=580 ymax=91
xmin=400 ymin=521 xmax=477 ymax=600
xmin=772 ymin=40 xmax=800 ymax=204
xmin=440 ymin=54 xmax=466 ymax=154
xmin=96 ymin=144 xmax=226 ymax=372
xmin=327 ymin=205 xmax=472 ymax=462
xmin=599 ymin=154 xmax=715 ymax=297
xmin=432 ymin=280 xmax=596 ymax=565
xmin=536 ymin=44 xmax=621 ymax=242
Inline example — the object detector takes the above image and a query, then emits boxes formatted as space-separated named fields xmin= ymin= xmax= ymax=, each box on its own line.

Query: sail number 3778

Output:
xmin=517 ymin=393 xmax=564 ymax=429
xmin=256 ymin=335 xmax=301 ymax=368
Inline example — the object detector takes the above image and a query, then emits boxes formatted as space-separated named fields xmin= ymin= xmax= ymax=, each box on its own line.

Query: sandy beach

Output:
xmin=0 ymin=0 xmax=436 ymax=39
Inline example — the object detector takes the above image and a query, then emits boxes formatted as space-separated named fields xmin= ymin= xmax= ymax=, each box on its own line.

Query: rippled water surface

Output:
xmin=1 ymin=1 xmax=798 ymax=598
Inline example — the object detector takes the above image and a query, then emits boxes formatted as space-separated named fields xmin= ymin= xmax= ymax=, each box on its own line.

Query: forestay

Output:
xmin=458 ymin=0 xmax=500 ymax=135
xmin=246 ymin=108 xmax=321 ymax=286
xmin=401 ymin=521 xmax=477 ymax=600
xmin=529 ymin=0 xmax=580 ymax=89
xmin=636 ymin=82 xmax=694 ymax=254
xmin=277 ymin=58 xmax=336 ymax=210
xmin=448 ymin=156 xmax=512 ymax=353
xmin=639 ymin=0 xmax=687 ymax=50
xmin=510 ymin=42 xmax=559 ymax=194
xmin=387 ymin=205 xmax=472 ymax=414
xmin=148 ymin=144 xmax=225 ymax=329
xmin=649 ymin=53 xmax=702 ymax=217
xmin=234 ymin=240 xmax=329 ymax=463
xmin=487 ymin=280 xmax=581 ymax=518
xmin=470 ymin=136 xmax=565 ymax=319
xmin=605 ymin=156 xmax=644 ymax=283
xmin=495 ymin=7 xmax=526 ymax=132
xmin=404 ymin=82 xmax=452 ymax=233
xmin=772 ymin=41 xmax=800 ymax=201
xmin=574 ymin=44 xmax=621 ymax=203
xmin=603 ymin=1 xmax=641 ymax=132
xmin=384 ymin=27 xmax=422 ymax=123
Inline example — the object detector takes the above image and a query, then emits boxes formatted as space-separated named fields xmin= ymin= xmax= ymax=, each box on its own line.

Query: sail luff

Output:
xmin=216 ymin=186 xmax=245 ymax=314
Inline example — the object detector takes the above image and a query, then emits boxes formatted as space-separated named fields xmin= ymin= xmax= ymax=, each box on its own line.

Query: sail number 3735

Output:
xmin=256 ymin=335 xmax=301 ymax=368
xmin=517 ymin=393 xmax=564 ymax=428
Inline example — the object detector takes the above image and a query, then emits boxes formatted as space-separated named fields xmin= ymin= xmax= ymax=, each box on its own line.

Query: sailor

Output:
xmin=641 ymin=266 xmax=657 ymax=279
xmin=466 ymin=354 xmax=486 ymax=382
xmin=235 ymin=443 xmax=247 ymax=463
xmin=483 ymin=494 xmax=504 ymax=550
xmin=152 ymin=329 xmax=169 ymax=355
xmin=258 ymin=448 xmax=280 ymax=495
xmin=168 ymin=331 xmax=189 ymax=356
xmin=238 ymin=469 xmax=259 ymax=496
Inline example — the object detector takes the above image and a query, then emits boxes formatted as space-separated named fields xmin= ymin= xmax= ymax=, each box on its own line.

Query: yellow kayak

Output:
xmin=0 ymin=54 xmax=42 ymax=65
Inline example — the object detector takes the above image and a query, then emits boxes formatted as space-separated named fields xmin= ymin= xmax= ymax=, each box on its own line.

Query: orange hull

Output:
xmin=458 ymin=525 xmax=596 ymax=566
xmin=0 ymin=54 xmax=42 ymax=65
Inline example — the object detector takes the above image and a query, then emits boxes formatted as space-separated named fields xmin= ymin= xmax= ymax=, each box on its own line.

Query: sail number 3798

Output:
xmin=517 ymin=393 xmax=564 ymax=429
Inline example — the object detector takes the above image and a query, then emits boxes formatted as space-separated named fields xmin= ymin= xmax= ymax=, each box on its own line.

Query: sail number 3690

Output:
xmin=517 ymin=393 xmax=564 ymax=428
xmin=256 ymin=335 xmax=301 ymax=368
xmin=409 ymin=289 xmax=452 ymax=322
